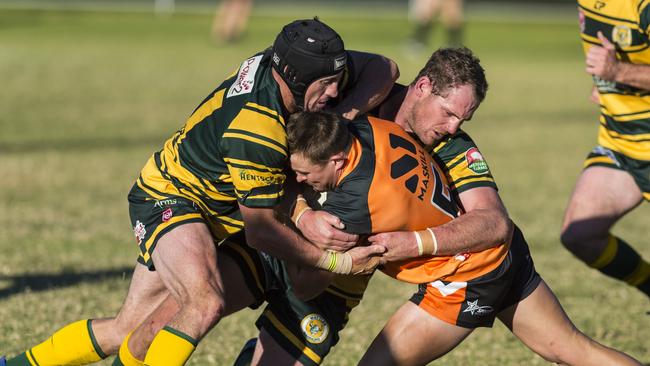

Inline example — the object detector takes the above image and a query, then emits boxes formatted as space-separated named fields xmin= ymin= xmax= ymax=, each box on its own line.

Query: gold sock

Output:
xmin=28 ymin=319 xmax=105 ymax=365
xmin=114 ymin=331 xmax=144 ymax=366
xmin=143 ymin=326 xmax=196 ymax=366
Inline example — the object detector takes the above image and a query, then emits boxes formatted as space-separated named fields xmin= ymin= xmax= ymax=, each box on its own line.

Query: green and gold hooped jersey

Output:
xmin=578 ymin=0 xmax=650 ymax=160
xmin=428 ymin=130 xmax=497 ymax=196
xmin=136 ymin=52 xmax=288 ymax=240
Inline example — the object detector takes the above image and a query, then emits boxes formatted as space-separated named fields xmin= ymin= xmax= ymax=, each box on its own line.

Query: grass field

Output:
xmin=0 ymin=4 xmax=648 ymax=365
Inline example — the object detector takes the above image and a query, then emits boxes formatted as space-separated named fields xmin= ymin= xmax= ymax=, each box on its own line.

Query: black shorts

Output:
xmin=410 ymin=225 xmax=542 ymax=328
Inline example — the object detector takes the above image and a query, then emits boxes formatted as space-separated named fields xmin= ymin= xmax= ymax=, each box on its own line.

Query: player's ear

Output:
xmin=414 ymin=76 xmax=433 ymax=97
xmin=331 ymin=152 xmax=347 ymax=170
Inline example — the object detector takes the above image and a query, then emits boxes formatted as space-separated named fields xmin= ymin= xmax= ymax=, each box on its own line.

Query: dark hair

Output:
xmin=286 ymin=111 xmax=351 ymax=165
xmin=271 ymin=18 xmax=347 ymax=109
xmin=413 ymin=47 xmax=488 ymax=102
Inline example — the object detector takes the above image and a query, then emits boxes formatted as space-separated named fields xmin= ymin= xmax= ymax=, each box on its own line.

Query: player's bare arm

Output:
xmin=333 ymin=51 xmax=399 ymax=120
xmin=370 ymin=187 xmax=512 ymax=262
xmin=587 ymin=31 xmax=650 ymax=90
xmin=240 ymin=204 xmax=384 ymax=273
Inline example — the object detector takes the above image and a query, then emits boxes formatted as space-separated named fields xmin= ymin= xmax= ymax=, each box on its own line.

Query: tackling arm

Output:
xmin=333 ymin=51 xmax=399 ymax=120
xmin=369 ymin=187 xmax=513 ymax=262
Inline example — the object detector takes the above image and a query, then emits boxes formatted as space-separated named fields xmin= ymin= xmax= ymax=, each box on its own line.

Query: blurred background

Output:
xmin=0 ymin=0 xmax=647 ymax=364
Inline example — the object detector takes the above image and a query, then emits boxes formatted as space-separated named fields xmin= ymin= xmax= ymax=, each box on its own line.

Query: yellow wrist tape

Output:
xmin=316 ymin=250 xmax=352 ymax=274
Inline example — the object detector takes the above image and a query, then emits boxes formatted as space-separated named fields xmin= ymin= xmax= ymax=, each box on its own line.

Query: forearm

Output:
xmin=335 ymin=55 xmax=399 ymax=119
xmin=430 ymin=208 xmax=512 ymax=255
xmin=612 ymin=62 xmax=650 ymax=91
xmin=245 ymin=216 xmax=322 ymax=267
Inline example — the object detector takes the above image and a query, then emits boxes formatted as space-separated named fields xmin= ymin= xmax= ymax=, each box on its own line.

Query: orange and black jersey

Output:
xmin=369 ymin=84 xmax=497 ymax=199
xmin=578 ymin=0 xmax=650 ymax=160
xmin=323 ymin=117 xmax=508 ymax=284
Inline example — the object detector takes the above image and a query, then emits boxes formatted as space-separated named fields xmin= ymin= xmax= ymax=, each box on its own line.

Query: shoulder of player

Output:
xmin=431 ymin=130 xmax=482 ymax=162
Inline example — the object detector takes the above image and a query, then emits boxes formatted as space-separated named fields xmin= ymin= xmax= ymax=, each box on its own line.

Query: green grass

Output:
xmin=1 ymin=6 xmax=648 ymax=365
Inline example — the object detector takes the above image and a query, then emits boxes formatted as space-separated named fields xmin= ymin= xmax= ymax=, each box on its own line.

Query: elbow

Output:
xmin=497 ymin=215 xmax=514 ymax=244
xmin=387 ymin=58 xmax=400 ymax=82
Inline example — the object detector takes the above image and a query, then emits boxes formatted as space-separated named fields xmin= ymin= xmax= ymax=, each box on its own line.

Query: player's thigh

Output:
xmin=563 ymin=166 xmax=642 ymax=233
xmin=359 ymin=301 xmax=472 ymax=366
xmin=497 ymin=280 xmax=588 ymax=364
xmin=441 ymin=0 xmax=463 ymax=26
xmin=151 ymin=222 xmax=222 ymax=303
xmin=253 ymin=328 xmax=304 ymax=366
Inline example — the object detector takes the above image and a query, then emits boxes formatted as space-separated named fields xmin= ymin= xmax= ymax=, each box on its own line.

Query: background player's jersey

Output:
xmin=325 ymin=117 xmax=508 ymax=287
xmin=136 ymin=51 xmax=289 ymax=240
xmin=578 ymin=0 xmax=650 ymax=160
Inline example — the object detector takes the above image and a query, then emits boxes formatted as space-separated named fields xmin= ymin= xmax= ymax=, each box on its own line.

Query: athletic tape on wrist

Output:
xmin=414 ymin=231 xmax=424 ymax=256
xmin=316 ymin=250 xmax=352 ymax=274
xmin=415 ymin=228 xmax=438 ymax=255
xmin=291 ymin=197 xmax=311 ymax=227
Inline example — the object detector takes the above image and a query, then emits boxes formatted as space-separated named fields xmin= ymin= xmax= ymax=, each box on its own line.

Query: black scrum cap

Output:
xmin=271 ymin=18 xmax=347 ymax=109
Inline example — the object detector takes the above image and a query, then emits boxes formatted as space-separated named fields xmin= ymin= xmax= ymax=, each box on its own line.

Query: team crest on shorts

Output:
xmin=465 ymin=148 xmax=488 ymax=174
xmin=133 ymin=220 xmax=146 ymax=245
xmin=300 ymin=313 xmax=329 ymax=344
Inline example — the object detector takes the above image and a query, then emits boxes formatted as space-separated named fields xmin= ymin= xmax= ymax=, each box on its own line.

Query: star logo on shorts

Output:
xmin=463 ymin=299 xmax=494 ymax=316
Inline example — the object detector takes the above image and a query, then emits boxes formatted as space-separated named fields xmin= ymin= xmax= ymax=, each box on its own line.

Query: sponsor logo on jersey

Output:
xmin=162 ymin=208 xmax=173 ymax=222
xmin=612 ymin=25 xmax=632 ymax=48
xmin=430 ymin=280 xmax=467 ymax=297
xmin=227 ymin=55 xmax=263 ymax=98
xmin=462 ymin=299 xmax=494 ymax=316
xmin=133 ymin=220 xmax=146 ymax=245
xmin=334 ymin=56 xmax=346 ymax=71
xmin=389 ymin=133 xmax=430 ymax=199
xmin=465 ymin=147 xmax=489 ymax=174
xmin=154 ymin=198 xmax=178 ymax=208
xmin=238 ymin=170 xmax=284 ymax=184
xmin=300 ymin=313 xmax=329 ymax=344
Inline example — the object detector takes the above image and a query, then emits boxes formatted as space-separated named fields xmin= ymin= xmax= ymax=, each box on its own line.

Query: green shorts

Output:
xmin=584 ymin=145 xmax=650 ymax=200
xmin=128 ymin=184 xmax=206 ymax=270
xmin=251 ymin=253 xmax=366 ymax=366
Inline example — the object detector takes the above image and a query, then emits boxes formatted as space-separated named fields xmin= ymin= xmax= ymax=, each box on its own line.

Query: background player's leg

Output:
xmin=498 ymin=280 xmax=641 ymax=366
xmin=561 ymin=166 xmax=650 ymax=297
xmin=358 ymin=301 xmax=472 ymax=366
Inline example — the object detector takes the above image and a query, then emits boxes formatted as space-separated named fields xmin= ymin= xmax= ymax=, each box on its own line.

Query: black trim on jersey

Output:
xmin=225 ymin=161 xmax=284 ymax=174
xmin=226 ymin=128 xmax=287 ymax=154
xmin=601 ymin=118 xmax=650 ymax=139
xmin=242 ymin=104 xmax=283 ymax=123
xmin=136 ymin=175 xmax=168 ymax=198
xmin=607 ymin=108 xmax=650 ymax=118
xmin=579 ymin=4 xmax=639 ymax=25
xmin=453 ymin=174 xmax=495 ymax=186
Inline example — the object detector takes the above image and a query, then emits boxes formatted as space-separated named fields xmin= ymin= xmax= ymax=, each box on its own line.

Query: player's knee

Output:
xmin=186 ymin=290 xmax=226 ymax=329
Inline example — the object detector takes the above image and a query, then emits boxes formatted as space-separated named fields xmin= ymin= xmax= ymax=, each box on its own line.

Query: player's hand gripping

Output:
xmin=347 ymin=244 xmax=386 ymax=275
xmin=368 ymin=231 xmax=421 ymax=262
xmin=297 ymin=209 xmax=359 ymax=251
xmin=586 ymin=31 xmax=620 ymax=81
